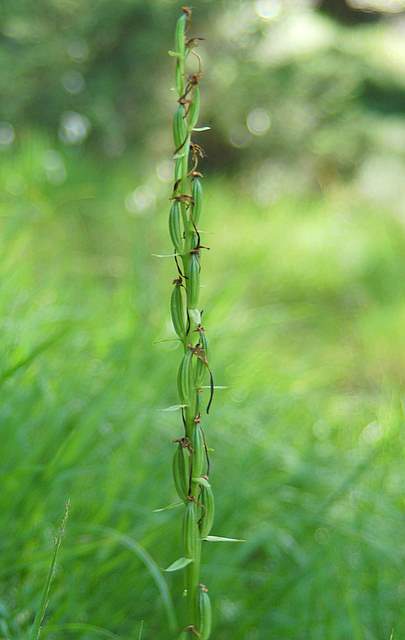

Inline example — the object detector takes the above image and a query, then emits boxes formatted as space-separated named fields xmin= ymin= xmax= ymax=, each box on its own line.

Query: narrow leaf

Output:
xmin=200 ymin=385 xmax=228 ymax=390
xmin=165 ymin=557 xmax=193 ymax=572
xmin=138 ymin=620 xmax=144 ymax=640
xmin=29 ymin=500 xmax=70 ymax=640
xmin=160 ymin=404 xmax=187 ymax=412
xmin=193 ymin=126 xmax=211 ymax=132
xmin=153 ymin=502 xmax=183 ymax=513
xmin=203 ymin=536 xmax=246 ymax=543
xmin=152 ymin=253 xmax=181 ymax=258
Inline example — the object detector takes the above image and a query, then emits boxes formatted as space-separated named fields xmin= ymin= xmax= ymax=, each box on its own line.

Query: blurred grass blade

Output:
xmin=29 ymin=500 xmax=70 ymax=640
xmin=138 ymin=620 xmax=144 ymax=640
xmin=92 ymin=527 xmax=177 ymax=632
xmin=45 ymin=623 xmax=124 ymax=638
xmin=0 ymin=328 xmax=68 ymax=387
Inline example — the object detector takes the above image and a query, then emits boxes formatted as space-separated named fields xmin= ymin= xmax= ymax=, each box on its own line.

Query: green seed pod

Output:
xmin=175 ymin=14 xmax=186 ymax=57
xmin=199 ymin=483 xmax=215 ymax=538
xmin=199 ymin=328 xmax=208 ymax=356
xmin=194 ymin=351 xmax=205 ymax=391
xmin=198 ymin=586 xmax=212 ymax=640
xmin=169 ymin=201 xmax=183 ymax=254
xmin=195 ymin=329 xmax=208 ymax=386
xmin=175 ymin=158 xmax=183 ymax=183
xmin=170 ymin=281 xmax=186 ymax=339
xmin=173 ymin=105 xmax=187 ymax=150
xmin=195 ymin=357 xmax=205 ymax=388
xmin=191 ymin=178 xmax=202 ymax=226
xmin=173 ymin=439 xmax=191 ymax=501
xmin=183 ymin=500 xmax=199 ymax=559
xmin=176 ymin=64 xmax=184 ymax=98
xmin=186 ymin=252 xmax=200 ymax=309
xmin=177 ymin=348 xmax=194 ymax=405
xmin=192 ymin=424 xmax=205 ymax=479
xmin=188 ymin=85 xmax=200 ymax=131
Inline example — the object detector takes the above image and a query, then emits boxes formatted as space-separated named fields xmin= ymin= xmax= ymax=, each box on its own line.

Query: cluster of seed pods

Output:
xmin=169 ymin=7 xmax=213 ymax=639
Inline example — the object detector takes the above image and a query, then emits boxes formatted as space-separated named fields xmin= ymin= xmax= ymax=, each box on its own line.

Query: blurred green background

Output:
xmin=1 ymin=1 xmax=405 ymax=638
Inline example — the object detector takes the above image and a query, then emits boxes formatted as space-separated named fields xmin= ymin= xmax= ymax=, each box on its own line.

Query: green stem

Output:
xmin=170 ymin=8 xmax=212 ymax=638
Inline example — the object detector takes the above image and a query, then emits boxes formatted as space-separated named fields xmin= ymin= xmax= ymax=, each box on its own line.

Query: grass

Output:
xmin=0 ymin=135 xmax=404 ymax=639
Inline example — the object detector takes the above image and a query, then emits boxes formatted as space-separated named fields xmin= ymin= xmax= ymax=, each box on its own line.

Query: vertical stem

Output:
xmin=170 ymin=8 xmax=214 ymax=639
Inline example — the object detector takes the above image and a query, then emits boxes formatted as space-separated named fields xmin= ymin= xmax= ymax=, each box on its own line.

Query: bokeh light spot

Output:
xmin=246 ymin=108 xmax=271 ymax=136
xmin=59 ymin=111 xmax=90 ymax=145
xmin=156 ymin=159 xmax=173 ymax=183
xmin=0 ymin=122 xmax=15 ymax=147
xmin=255 ymin=0 xmax=282 ymax=20
xmin=125 ymin=185 xmax=156 ymax=215
xmin=43 ymin=150 xmax=67 ymax=185
xmin=62 ymin=70 xmax=85 ymax=95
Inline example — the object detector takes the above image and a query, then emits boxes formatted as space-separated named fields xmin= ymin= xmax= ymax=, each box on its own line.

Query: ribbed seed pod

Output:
xmin=175 ymin=13 xmax=186 ymax=57
xmin=199 ymin=328 xmax=208 ymax=356
xmin=177 ymin=348 xmax=194 ymax=405
xmin=191 ymin=178 xmax=202 ymax=227
xmin=192 ymin=424 xmax=205 ymax=479
xmin=193 ymin=353 xmax=204 ymax=391
xmin=186 ymin=252 xmax=200 ymax=309
xmin=173 ymin=105 xmax=187 ymax=150
xmin=175 ymin=158 xmax=183 ymax=183
xmin=195 ymin=357 xmax=205 ymax=389
xmin=170 ymin=281 xmax=186 ymax=340
xmin=199 ymin=483 xmax=215 ymax=538
xmin=169 ymin=201 xmax=183 ymax=255
xmin=175 ymin=64 xmax=183 ymax=97
xmin=183 ymin=501 xmax=199 ymax=559
xmin=188 ymin=85 xmax=200 ymax=131
xmin=195 ymin=329 xmax=208 ymax=386
xmin=198 ymin=586 xmax=212 ymax=640
xmin=173 ymin=440 xmax=191 ymax=501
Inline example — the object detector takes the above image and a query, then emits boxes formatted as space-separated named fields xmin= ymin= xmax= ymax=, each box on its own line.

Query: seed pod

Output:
xmin=169 ymin=201 xmax=183 ymax=255
xmin=171 ymin=282 xmax=186 ymax=340
xmin=183 ymin=500 xmax=199 ymax=559
xmin=177 ymin=348 xmax=194 ymax=404
xmin=188 ymin=85 xmax=200 ymax=131
xmin=173 ymin=105 xmax=187 ymax=150
xmin=186 ymin=252 xmax=200 ymax=309
xmin=199 ymin=328 xmax=208 ymax=357
xmin=199 ymin=483 xmax=214 ymax=538
xmin=176 ymin=64 xmax=184 ymax=98
xmin=192 ymin=424 xmax=205 ymax=479
xmin=191 ymin=178 xmax=202 ymax=227
xmin=195 ymin=357 xmax=205 ymax=388
xmin=198 ymin=586 xmax=212 ymax=640
xmin=195 ymin=341 xmax=207 ymax=388
xmin=175 ymin=13 xmax=186 ymax=57
xmin=175 ymin=158 xmax=183 ymax=183
xmin=173 ymin=440 xmax=191 ymax=501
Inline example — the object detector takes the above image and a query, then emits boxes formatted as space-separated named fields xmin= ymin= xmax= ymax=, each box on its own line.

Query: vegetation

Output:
xmin=1 ymin=2 xmax=405 ymax=639
xmin=1 ymin=137 xmax=405 ymax=638
xmin=168 ymin=8 xmax=214 ymax=639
